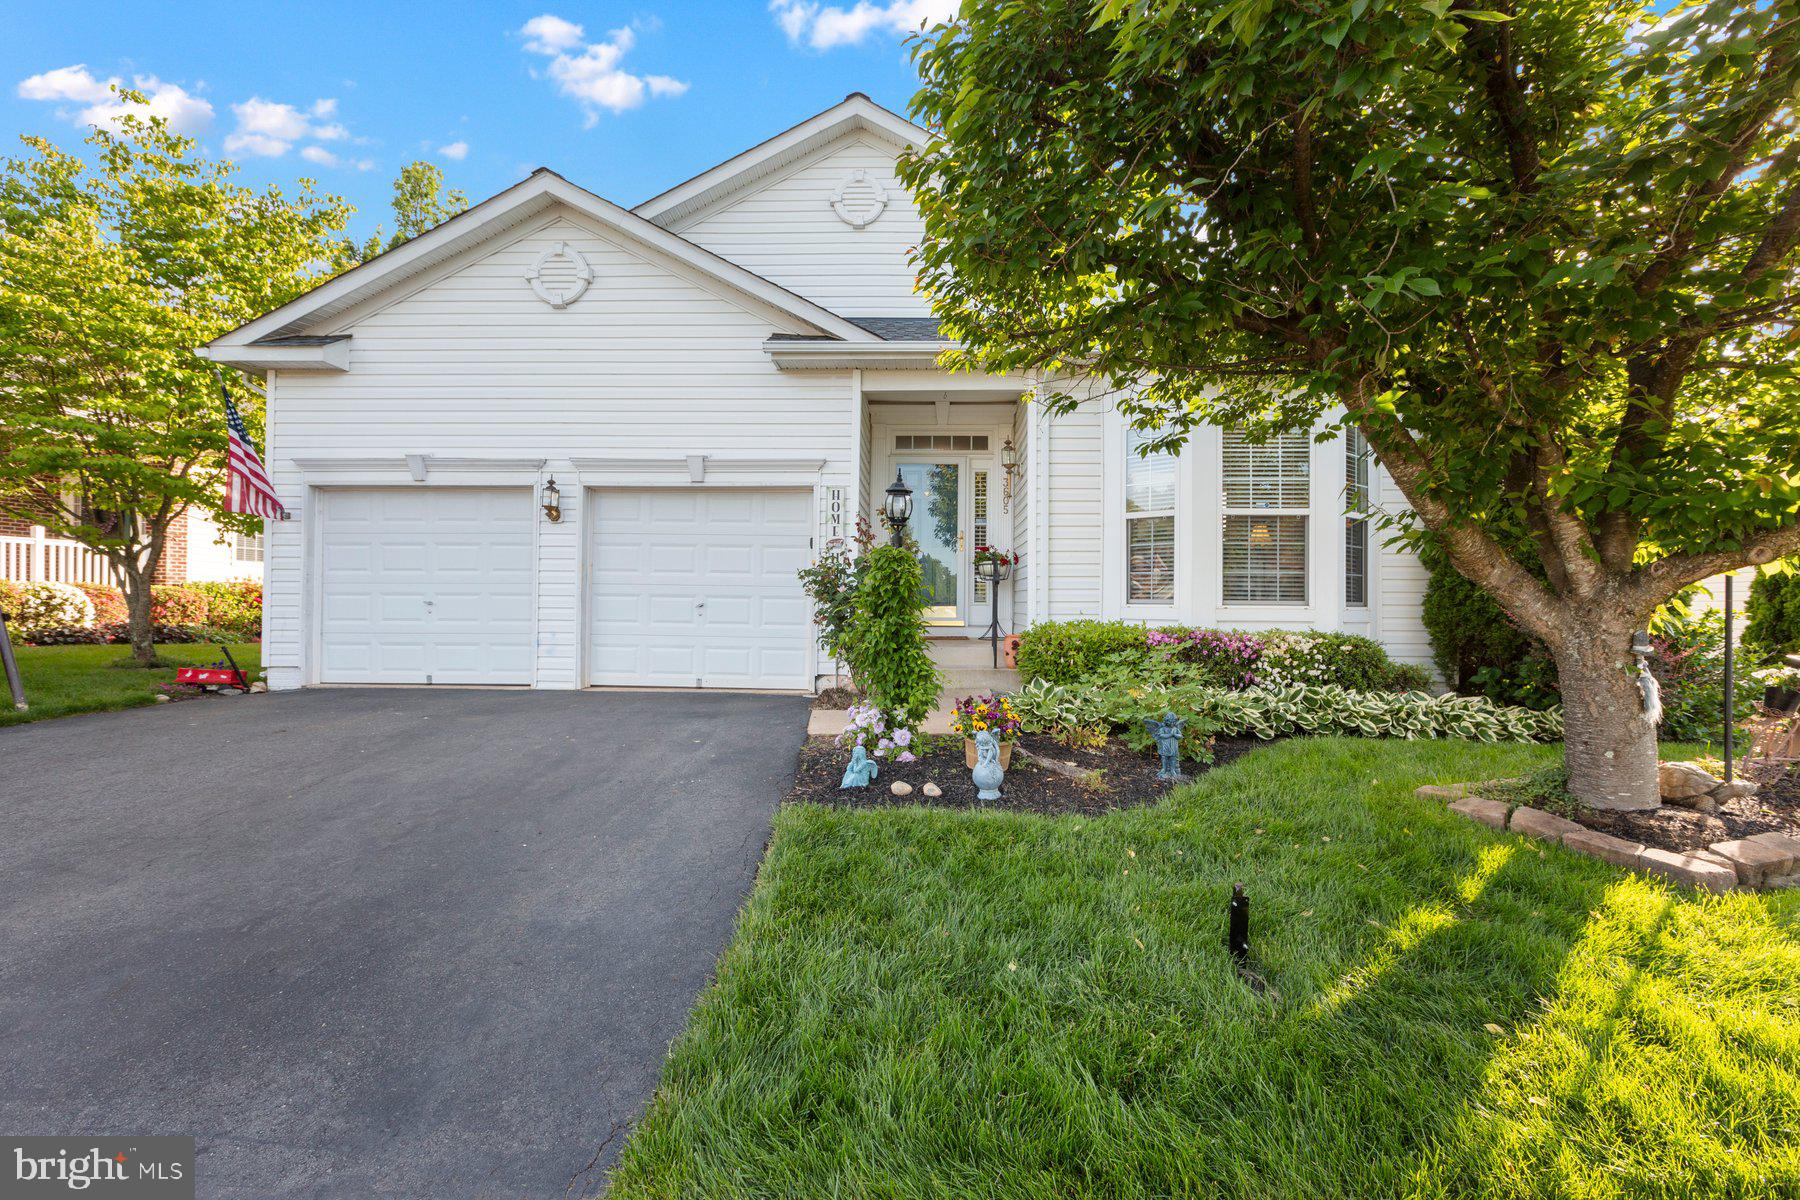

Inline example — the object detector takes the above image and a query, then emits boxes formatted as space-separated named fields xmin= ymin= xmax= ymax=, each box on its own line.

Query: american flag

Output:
xmin=223 ymin=390 xmax=286 ymax=519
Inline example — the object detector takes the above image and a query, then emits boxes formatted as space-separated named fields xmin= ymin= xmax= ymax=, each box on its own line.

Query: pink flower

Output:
xmin=896 ymin=751 xmax=917 ymax=763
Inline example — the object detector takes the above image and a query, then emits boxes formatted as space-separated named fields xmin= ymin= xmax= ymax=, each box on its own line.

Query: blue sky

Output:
xmin=2 ymin=2 xmax=948 ymax=239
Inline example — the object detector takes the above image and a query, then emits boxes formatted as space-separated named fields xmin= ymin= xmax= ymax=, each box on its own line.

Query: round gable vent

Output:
xmin=526 ymin=241 xmax=594 ymax=309
xmin=830 ymin=170 xmax=888 ymax=229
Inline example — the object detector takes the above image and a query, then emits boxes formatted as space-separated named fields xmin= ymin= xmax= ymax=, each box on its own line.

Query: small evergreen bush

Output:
xmin=1013 ymin=619 xmax=1153 ymax=684
xmin=843 ymin=545 xmax=941 ymax=730
xmin=1744 ymin=563 xmax=1800 ymax=656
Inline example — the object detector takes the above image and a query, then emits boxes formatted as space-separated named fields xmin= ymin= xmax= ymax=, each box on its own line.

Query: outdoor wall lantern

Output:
xmin=999 ymin=437 xmax=1021 ymax=512
xmin=884 ymin=469 xmax=913 ymax=546
xmin=541 ymin=477 xmax=563 ymax=524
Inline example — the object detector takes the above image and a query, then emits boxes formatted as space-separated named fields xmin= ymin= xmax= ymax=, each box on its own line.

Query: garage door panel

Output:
xmin=319 ymin=488 xmax=534 ymax=685
xmin=588 ymin=488 xmax=811 ymax=690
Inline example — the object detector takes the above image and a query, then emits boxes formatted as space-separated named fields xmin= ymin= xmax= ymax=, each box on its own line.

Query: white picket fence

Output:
xmin=1 ymin=526 xmax=114 ymax=585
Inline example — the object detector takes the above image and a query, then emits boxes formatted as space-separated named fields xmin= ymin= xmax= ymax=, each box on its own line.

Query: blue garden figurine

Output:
xmin=840 ymin=743 xmax=879 ymax=789
xmin=1144 ymin=711 xmax=1187 ymax=782
xmin=971 ymin=730 xmax=1005 ymax=801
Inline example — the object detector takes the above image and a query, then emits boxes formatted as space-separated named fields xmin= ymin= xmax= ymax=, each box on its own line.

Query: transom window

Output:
xmin=1345 ymin=427 xmax=1371 ymax=607
xmin=894 ymin=434 xmax=988 ymax=451
xmin=1222 ymin=429 xmax=1310 ymax=605
xmin=1125 ymin=427 xmax=1176 ymax=604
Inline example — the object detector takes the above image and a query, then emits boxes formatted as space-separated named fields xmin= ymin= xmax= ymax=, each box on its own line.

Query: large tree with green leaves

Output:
xmin=0 ymin=95 xmax=349 ymax=662
xmin=354 ymin=160 xmax=468 ymax=261
xmin=901 ymin=0 xmax=1800 ymax=810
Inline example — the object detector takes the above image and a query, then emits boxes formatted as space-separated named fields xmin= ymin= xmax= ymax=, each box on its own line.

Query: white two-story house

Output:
xmin=200 ymin=94 xmax=1435 ymax=693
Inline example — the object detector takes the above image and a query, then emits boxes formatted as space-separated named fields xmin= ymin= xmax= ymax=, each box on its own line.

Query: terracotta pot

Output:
xmin=1003 ymin=634 xmax=1022 ymax=668
xmin=964 ymin=738 xmax=1015 ymax=769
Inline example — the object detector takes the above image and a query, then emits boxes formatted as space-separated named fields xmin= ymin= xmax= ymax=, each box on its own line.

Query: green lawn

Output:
xmin=609 ymin=738 xmax=1800 ymax=1200
xmin=0 ymin=641 xmax=261 ymax=727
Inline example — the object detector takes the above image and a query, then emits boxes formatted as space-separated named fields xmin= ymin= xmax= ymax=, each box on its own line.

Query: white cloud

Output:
xmin=521 ymin=13 xmax=585 ymax=54
xmin=770 ymin=0 xmax=956 ymax=50
xmin=518 ymin=15 xmax=689 ymax=125
xmin=437 ymin=140 xmax=470 ymax=161
xmin=224 ymin=95 xmax=351 ymax=160
xmin=17 ymin=64 xmax=214 ymax=133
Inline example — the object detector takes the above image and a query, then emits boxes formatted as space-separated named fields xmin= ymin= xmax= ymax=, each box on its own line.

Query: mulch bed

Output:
xmin=1552 ymin=759 xmax=1800 ymax=854
xmin=790 ymin=731 xmax=1267 ymax=817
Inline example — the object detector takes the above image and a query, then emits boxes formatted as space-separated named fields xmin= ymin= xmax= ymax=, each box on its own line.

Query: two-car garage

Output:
xmin=315 ymin=486 xmax=813 ymax=691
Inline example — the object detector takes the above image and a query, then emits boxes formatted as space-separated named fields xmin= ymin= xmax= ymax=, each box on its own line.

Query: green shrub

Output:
xmin=1744 ymin=562 xmax=1800 ymax=656
xmin=1649 ymin=606 xmax=1760 ymax=744
xmin=1420 ymin=545 xmax=1543 ymax=701
xmin=149 ymin=584 xmax=209 ymax=626
xmin=1257 ymin=630 xmax=1417 ymax=691
xmin=843 ymin=545 xmax=941 ymax=730
xmin=1012 ymin=676 xmax=1562 ymax=760
xmin=1017 ymin=620 xmax=1429 ymax=693
xmin=1013 ymin=619 xmax=1153 ymax=684
xmin=187 ymin=581 xmax=262 ymax=639
xmin=797 ymin=519 xmax=874 ymax=669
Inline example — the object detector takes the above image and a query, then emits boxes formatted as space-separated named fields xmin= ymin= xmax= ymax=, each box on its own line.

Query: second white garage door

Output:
xmin=588 ymin=489 xmax=811 ymax=689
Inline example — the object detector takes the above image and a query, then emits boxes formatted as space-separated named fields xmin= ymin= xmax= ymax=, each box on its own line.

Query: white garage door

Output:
xmin=318 ymin=488 xmax=534 ymax=685
xmin=588 ymin=489 xmax=811 ymax=689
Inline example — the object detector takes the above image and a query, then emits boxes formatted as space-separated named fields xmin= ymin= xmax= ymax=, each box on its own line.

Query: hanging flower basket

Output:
xmin=972 ymin=546 xmax=1019 ymax=582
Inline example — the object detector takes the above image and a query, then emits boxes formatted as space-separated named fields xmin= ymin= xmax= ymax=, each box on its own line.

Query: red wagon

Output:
xmin=175 ymin=644 xmax=252 ymax=692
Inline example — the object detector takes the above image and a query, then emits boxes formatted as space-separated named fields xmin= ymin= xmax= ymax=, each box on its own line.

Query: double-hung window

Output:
xmin=1221 ymin=429 xmax=1310 ymax=604
xmin=1125 ymin=426 xmax=1176 ymax=604
xmin=1344 ymin=427 xmax=1371 ymax=607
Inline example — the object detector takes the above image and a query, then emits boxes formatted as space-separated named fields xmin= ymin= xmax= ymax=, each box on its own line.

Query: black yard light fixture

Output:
xmin=541 ymin=476 xmax=563 ymax=524
xmin=884 ymin=468 xmax=913 ymax=546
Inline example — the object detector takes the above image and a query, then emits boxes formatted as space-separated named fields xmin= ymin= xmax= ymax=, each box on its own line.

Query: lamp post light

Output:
xmin=883 ymin=469 xmax=913 ymax=547
xmin=541 ymin=477 xmax=562 ymax=524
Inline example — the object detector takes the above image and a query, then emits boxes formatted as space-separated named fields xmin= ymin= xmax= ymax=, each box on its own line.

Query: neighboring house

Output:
xmin=199 ymin=94 xmax=1435 ymax=693
xmin=0 ymin=509 xmax=261 ymax=585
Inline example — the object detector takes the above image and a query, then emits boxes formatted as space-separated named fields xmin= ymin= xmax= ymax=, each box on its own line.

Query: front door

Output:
xmin=895 ymin=460 xmax=965 ymax=625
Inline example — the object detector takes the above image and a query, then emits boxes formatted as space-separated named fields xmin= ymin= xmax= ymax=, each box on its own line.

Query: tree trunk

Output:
xmin=120 ymin=569 xmax=157 ymax=665
xmin=1552 ymin=621 xmax=1661 ymax=811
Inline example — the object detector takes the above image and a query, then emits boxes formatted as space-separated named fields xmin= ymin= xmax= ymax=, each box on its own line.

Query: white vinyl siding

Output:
xmin=260 ymin=214 xmax=849 ymax=690
xmin=1125 ymin=427 xmax=1176 ymax=604
xmin=1221 ymin=430 xmax=1311 ymax=605
xmin=1044 ymin=406 xmax=1104 ymax=620
xmin=672 ymin=134 xmax=928 ymax=315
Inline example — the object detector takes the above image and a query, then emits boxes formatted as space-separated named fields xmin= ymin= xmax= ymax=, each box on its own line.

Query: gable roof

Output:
xmin=633 ymin=93 xmax=928 ymax=228
xmin=202 ymin=167 xmax=878 ymax=364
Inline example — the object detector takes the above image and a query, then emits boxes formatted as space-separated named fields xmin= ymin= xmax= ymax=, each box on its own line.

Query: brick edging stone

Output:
xmin=1422 ymin=782 xmax=1800 ymax=893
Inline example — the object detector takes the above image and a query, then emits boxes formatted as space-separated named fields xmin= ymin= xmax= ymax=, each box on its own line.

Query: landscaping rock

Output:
xmin=152 ymin=694 xmax=170 ymax=704
xmin=249 ymin=681 xmax=269 ymax=694
xmin=1657 ymin=761 xmax=1718 ymax=801
xmin=1711 ymin=834 xmax=1800 ymax=887
xmin=1562 ymin=827 xmax=1645 ymax=869
xmin=1508 ymin=806 xmax=1586 ymax=844
xmin=889 ymin=781 xmax=914 ymax=797
xmin=1448 ymin=797 xmax=1511 ymax=830
xmin=921 ymin=782 xmax=942 ymax=798
xmin=1637 ymin=847 xmax=1737 ymax=893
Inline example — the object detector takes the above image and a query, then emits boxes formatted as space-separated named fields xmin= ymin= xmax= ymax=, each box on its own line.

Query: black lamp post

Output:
xmin=883 ymin=469 xmax=913 ymax=547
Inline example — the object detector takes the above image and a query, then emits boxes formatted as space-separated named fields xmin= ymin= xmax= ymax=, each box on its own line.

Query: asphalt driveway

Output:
xmin=0 ymin=687 xmax=808 ymax=1198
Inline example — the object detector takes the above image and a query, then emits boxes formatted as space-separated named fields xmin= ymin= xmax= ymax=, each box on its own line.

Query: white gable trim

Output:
xmin=205 ymin=170 xmax=876 ymax=356
xmin=634 ymin=94 xmax=926 ymax=228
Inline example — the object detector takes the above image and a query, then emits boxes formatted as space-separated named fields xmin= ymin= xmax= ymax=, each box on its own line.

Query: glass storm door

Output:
xmin=896 ymin=460 xmax=964 ymax=625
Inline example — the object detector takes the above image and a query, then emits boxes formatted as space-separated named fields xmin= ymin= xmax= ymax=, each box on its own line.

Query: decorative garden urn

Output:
xmin=970 ymin=730 xmax=1005 ymax=801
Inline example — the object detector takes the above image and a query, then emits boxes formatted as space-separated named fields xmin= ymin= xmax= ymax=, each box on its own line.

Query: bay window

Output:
xmin=1125 ymin=426 xmax=1176 ymax=604
xmin=1222 ymin=429 xmax=1310 ymax=604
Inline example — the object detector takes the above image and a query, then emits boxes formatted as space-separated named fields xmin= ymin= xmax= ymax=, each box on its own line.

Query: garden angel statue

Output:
xmin=1144 ymin=711 xmax=1187 ymax=782
xmin=840 ymin=743 xmax=879 ymax=789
